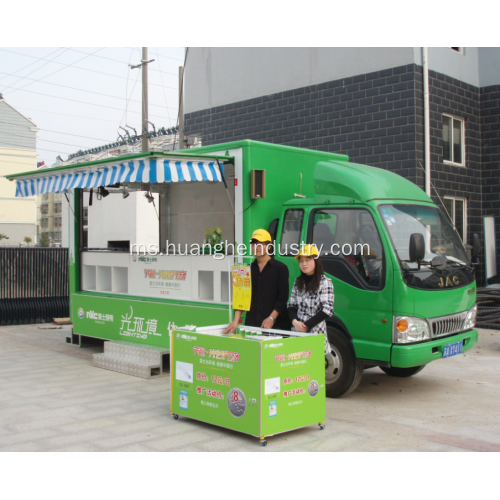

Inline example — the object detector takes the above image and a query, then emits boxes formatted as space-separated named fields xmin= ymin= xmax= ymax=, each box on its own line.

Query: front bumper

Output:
xmin=390 ymin=329 xmax=478 ymax=368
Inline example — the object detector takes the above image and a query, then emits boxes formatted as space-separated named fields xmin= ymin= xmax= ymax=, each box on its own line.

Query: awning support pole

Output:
xmin=216 ymin=159 xmax=234 ymax=214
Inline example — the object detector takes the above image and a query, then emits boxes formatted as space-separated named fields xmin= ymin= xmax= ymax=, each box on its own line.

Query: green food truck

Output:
xmin=7 ymin=140 xmax=479 ymax=397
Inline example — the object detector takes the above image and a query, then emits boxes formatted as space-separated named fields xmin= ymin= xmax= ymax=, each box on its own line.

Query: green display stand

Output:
xmin=170 ymin=325 xmax=326 ymax=446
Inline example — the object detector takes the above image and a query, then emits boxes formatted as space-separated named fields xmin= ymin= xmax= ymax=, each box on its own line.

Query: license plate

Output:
xmin=442 ymin=341 xmax=463 ymax=358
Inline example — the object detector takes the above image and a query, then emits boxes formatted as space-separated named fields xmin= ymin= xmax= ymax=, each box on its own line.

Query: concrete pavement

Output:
xmin=0 ymin=324 xmax=499 ymax=451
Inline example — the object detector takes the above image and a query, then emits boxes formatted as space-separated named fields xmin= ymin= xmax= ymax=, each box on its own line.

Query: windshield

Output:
xmin=379 ymin=204 xmax=474 ymax=290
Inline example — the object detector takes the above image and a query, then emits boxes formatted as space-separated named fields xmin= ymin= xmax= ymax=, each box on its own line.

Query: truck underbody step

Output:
xmin=104 ymin=340 xmax=170 ymax=366
xmin=92 ymin=340 xmax=170 ymax=379
xmin=93 ymin=353 xmax=162 ymax=379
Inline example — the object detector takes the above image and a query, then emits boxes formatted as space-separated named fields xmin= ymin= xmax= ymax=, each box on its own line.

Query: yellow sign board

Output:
xmin=232 ymin=265 xmax=251 ymax=311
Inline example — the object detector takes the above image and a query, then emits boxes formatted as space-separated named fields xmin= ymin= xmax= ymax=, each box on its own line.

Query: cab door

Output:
xmin=307 ymin=206 xmax=393 ymax=362
xmin=274 ymin=206 xmax=308 ymax=294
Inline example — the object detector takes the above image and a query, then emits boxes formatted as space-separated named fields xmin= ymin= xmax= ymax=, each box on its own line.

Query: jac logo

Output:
xmin=438 ymin=276 xmax=460 ymax=288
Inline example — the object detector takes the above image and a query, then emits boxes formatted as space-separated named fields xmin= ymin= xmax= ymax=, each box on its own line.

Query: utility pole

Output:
xmin=178 ymin=66 xmax=185 ymax=150
xmin=131 ymin=48 xmax=155 ymax=153
xmin=142 ymin=48 xmax=149 ymax=153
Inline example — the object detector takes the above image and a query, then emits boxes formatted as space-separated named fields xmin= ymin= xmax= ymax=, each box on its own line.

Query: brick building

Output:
xmin=184 ymin=48 xmax=500 ymax=284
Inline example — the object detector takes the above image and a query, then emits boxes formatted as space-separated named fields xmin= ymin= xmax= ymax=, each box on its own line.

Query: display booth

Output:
xmin=171 ymin=324 xmax=326 ymax=445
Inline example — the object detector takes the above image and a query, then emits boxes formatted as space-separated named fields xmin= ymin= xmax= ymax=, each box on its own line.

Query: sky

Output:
xmin=0 ymin=47 xmax=185 ymax=166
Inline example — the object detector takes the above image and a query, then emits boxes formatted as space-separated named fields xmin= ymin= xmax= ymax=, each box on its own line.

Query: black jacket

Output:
xmin=244 ymin=258 xmax=290 ymax=330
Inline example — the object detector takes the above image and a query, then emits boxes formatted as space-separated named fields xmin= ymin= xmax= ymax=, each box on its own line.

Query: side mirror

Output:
xmin=409 ymin=233 xmax=425 ymax=262
xmin=472 ymin=233 xmax=481 ymax=258
xmin=268 ymin=218 xmax=279 ymax=243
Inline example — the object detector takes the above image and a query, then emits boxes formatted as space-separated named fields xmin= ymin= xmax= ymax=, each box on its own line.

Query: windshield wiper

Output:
xmin=404 ymin=258 xmax=471 ymax=271
xmin=444 ymin=256 xmax=469 ymax=267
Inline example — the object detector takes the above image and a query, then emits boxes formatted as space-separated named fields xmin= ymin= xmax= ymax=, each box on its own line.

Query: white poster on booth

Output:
xmin=129 ymin=254 xmax=192 ymax=299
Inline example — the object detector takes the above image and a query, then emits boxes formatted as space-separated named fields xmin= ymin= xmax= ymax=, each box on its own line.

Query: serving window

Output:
xmin=79 ymin=161 xmax=235 ymax=303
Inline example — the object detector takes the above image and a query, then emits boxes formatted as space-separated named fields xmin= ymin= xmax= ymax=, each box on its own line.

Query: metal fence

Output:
xmin=0 ymin=247 xmax=69 ymax=325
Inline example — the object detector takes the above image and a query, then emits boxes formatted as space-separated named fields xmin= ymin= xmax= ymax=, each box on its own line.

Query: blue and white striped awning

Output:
xmin=14 ymin=158 xmax=225 ymax=198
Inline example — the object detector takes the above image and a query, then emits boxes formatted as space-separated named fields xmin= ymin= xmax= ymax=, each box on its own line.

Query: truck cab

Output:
xmin=274 ymin=158 xmax=478 ymax=397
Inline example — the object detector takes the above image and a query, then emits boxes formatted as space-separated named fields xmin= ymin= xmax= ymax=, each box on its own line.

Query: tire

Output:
xmin=325 ymin=326 xmax=364 ymax=398
xmin=379 ymin=365 xmax=425 ymax=377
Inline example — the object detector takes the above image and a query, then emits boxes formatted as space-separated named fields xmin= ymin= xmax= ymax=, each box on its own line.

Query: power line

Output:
xmin=0 ymin=47 xmax=64 ymax=84
xmin=1 ymin=48 xmax=71 ymax=92
xmin=0 ymin=48 xmax=178 ymax=91
xmin=3 ymin=86 xmax=177 ymax=119
xmin=29 ymin=147 xmax=74 ymax=154
xmin=66 ymin=48 xmax=179 ymax=77
xmin=11 ymin=106 xmax=130 ymax=124
xmin=4 ymin=142 xmax=79 ymax=155
xmin=0 ymin=70 xmax=176 ymax=109
xmin=7 ymin=48 xmax=103 ymax=96
xmin=155 ymin=48 xmax=172 ymax=125
xmin=39 ymin=128 xmax=113 ymax=142
xmin=0 ymin=157 xmax=38 ymax=165
xmin=1 ymin=135 xmax=74 ymax=150
xmin=129 ymin=47 xmax=183 ymax=63
xmin=1 ymin=119 xmax=175 ymax=151
xmin=121 ymin=48 xmax=135 ymax=127
xmin=0 ymin=130 xmax=97 ymax=149
xmin=120 ymin=48 xmax=144 ymax=129
xmin=6 ymin=105 xmax=177 ymax=127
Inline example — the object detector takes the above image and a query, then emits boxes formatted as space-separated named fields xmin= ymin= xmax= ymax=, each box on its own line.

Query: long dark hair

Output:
xmin=296 ymin=256 xmax=324 ymax=295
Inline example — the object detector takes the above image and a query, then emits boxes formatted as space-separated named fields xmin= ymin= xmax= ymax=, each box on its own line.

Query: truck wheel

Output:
xmin=379 ymin=365 xmax=425 ymax=377
xmin=325 ymin=327 xmax=364 ymax=398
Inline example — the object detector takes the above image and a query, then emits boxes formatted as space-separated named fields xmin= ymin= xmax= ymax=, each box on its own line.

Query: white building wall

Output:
xmin=478 ymin=47 xmax=500 ymax=87
xmin=185 ymin=48 xmax=416 ymax=113
xmin=418 ymin=47 xmax=481 ymax=87
xmin=186 ymin=48 xmax=500 ymax=115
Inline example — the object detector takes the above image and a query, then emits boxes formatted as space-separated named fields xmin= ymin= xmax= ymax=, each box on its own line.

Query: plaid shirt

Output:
xmin=288 ymin=275 xmax=334 ymax=354
xmin=288 ymin=275 xmax=334 ymax=333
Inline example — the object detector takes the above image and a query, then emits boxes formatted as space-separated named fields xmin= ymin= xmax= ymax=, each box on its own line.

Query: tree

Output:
xmin=24 ymin=236 xmax=32 ymax=246
xmin=39 ymin=233 xmax=51 ymax=247
xmin=0 ymin=233 xmax=9 ymax=240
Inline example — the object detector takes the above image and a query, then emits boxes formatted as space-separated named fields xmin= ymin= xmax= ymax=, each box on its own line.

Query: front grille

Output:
xmin=429 ymin=311 xmax=468 ymax=338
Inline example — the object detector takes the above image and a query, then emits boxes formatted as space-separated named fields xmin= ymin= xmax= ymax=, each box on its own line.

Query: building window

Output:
xmin=41 ymin=218 xmax=49 ymax=229
xmin=444 ymin=197 xmax=466 ymax=242
xmin=55 ymin=203 xmax=62 ymax=213
xmin=442 ymin=114 xmax=465 ymax=166
xmin=55 ymin=217 xmax=62 ymax=228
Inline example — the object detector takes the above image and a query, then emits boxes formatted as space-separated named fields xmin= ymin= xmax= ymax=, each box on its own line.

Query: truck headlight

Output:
xmin=464 ymin=305 xmax=477 ymax=330
xmin=394 ymin=316 xmax=430 ymax=343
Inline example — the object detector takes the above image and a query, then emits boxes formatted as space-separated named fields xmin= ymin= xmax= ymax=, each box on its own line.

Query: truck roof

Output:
xmin=312 ymin=159 xmax=433 ymax=204
xmin=182 ymin=139 xmax=350 ymax=162
xmin=189 ymin=140 xmax=432 ymax=205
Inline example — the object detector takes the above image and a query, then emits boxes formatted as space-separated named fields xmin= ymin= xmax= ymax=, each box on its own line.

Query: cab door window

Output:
xmin=280 ymin=209 xmax=304 ymax=255
xmin=310 ymin=208 xmax=384 ymax=290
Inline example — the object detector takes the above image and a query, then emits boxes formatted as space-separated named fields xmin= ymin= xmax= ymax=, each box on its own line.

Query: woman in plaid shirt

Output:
xmin=288 ymin=245 xmax=334 ymax=354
